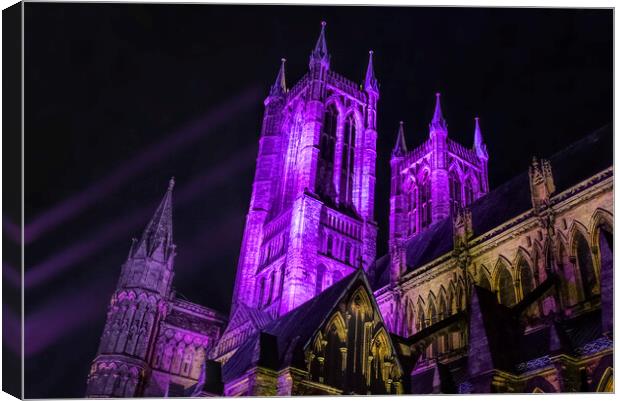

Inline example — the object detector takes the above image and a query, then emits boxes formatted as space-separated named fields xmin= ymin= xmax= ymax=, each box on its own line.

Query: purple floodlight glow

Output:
xmin=24 ymin=86 xmax=261 ymax=245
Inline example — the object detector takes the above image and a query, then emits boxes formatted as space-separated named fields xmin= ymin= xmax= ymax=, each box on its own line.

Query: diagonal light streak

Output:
xmin=24 ymin=85 xmax=261 ymax=244
xmin=24 ymin=145 xmax=257 ymax=290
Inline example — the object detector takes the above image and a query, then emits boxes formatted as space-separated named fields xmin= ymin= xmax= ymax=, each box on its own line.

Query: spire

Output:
xmin=429 ymin=92 xmax=447 ymax=132
xmin=269 ymin=58 xmax=287 ymax=97
xmin=392 ymin=121 xmax=407 ymax=156
xmin=133 ymin=177 xmax=175 ymax=259
xmin=473 ymin=117 xmax=489 ymax=159
xmin=309 ymin=21 xmax=330 ymax=69
xmin=364 ymin=50 xmax=379 ymax=93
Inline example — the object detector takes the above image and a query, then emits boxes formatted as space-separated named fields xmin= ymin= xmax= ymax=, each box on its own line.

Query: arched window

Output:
xmin=479 ymin=270 xmax=492 ymax=291
xmin=416 ymin=303 xmax=426 ymax=331
xmin=344 ymin=243 xmax=352 ymax=265
xmin=282 ymin=112 xmax=304 ymax=209
xmin=408 ymin=186 xmax=418 ymax=236
xmin=340 ymin=115 xmax=356 ymax=206
xmin=497 ymin=264 xmax=516 ymax=306
xmin=519 ymin=258 xmax=535 ymax=298
xmin=279 ymin=264 xmax=286 ymax=298
xmin=317 ymin=104 xmax=338 ymax=197
xmin=420 ymin=172 xmax=432 ymax=228
xmin=574 ymin=232 xmax=597 ymax=299
xmin=449 ymin=170 xmax=462 ymax=215
xmin=464 ymin=178 xmax=474 ymax=206
xmin=266 ymin=270 xmax=275 ymax=305
xmin=315 ymin=264 xmax=326 ymax=295
xmin=326 ymin=234 xmax=333 ymax=256
xmin=428 ymin=299 xmax=438 ymax=325
xmin=257 ymin=276 xmax=266 ymax=307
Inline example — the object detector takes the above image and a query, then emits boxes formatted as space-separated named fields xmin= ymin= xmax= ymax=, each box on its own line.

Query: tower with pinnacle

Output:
xmin=86 ymin=179 xmax=177 ymax=397
xmin=388 ymin=94 xmax=489 ymax=284
xmin=231 ymin=22 xmax=380 ymax=318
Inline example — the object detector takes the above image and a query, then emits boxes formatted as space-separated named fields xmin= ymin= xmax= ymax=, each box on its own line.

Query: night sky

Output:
xmin=21 ymin=4 xmax=611 ymax=397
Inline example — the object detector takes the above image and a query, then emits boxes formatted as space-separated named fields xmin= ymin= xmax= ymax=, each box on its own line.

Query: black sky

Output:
xmin=22 ymin=4 xmax=611 ymax=397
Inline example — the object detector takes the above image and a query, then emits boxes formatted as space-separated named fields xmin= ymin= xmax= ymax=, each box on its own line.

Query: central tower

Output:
xmin=232 ymin=22 xmax=379 ymax=317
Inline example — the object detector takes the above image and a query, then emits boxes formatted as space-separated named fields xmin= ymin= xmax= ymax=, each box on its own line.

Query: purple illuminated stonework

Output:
xmin=86 ymin=22 xmax=613 ymax=396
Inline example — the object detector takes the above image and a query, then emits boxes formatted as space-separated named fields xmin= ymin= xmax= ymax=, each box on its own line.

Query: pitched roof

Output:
xmin=222 ymin=270 xmax=398 ymax=383
xmin=222 ymin=271 xmax=364 ymax=382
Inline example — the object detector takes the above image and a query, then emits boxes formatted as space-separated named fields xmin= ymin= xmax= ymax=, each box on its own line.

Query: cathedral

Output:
xmin=85 ymin=22 xmax=613 ymax=396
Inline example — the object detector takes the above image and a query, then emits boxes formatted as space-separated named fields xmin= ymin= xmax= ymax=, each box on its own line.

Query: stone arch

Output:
xmin=494 ymin=259 xmax=516 ymax=307
xmin=596 ymin=367 xmax=614 ymax=392
xmin=427 ymin=293 xmax=438 ymax=325
xmin=514 ymin=248 xmax=535 ymax=299
xmin=438 ymin=286 xmax=449 ymax=320
xmin=478 ymin=265 xmax=492 ymax=291
xmin=406 ymin=298 xmax=416 ymax=336
xmin=324 ymin=311 xmax=348 ymax=343
xmin=569 ymin=221 xmax=598 ymax=300
xmin=416 ymin=298 xmax=426 ymax=331
xmin=348 ymin=286 xmax=373 ymax=320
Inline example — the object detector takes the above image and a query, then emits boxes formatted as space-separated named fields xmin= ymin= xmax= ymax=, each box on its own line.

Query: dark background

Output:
xmin=20 ymin=4 xmax=611 ymax=397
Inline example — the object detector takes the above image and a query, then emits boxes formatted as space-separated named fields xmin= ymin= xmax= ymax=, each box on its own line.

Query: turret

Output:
xmin=428 ymin=93 xmax=450 ymax=222
xmin=86 ymin=179 xmax=176 ymax=397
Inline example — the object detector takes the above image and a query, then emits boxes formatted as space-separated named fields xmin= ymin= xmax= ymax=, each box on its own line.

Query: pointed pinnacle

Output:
xmin=364 ymin=50 xmax=379 ymax=93
xmin=310 ymin=20 xmax=329 ymax=68
xmin=135 ymin=179 xmax=175 ymax=258
xmin=392 ymin=120 xmax=407 ymax=156
xmin=269 ymin=58 xmax=287 ymax=97
xmin=429 ymin=92 xmax=447 ymax=133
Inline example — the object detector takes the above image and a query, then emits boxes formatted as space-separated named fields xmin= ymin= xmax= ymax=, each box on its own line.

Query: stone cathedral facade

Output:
xmin=86 ymin=23 xmax=613 ymax=397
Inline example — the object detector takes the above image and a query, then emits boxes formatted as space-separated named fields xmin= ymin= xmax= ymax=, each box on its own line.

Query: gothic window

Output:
xmin=519 ymin=258 xmax=535 ymax=298
xmin=316 ymin=264 xmax=326 ymax=295
xmin=464 ymin=178 xmax=474 ymax=206
xmin=497 ymin=263 xmax=517 ymax=306
xmin=282 ymin=112 xmax=304 ymax=208
xmin=420 ymin=172 xmax=432 ymax=228
xmin=408 ymin=186 xmax=418 ymax=236
xmin=449 ymin=170 xmax=462 ymax=215
xmin=574 ymin=232 xmax=598 ymax=299
xmin=345 ymin=243 xmax=352 ymax=265
xmin=257 ymin=276 xmax=266 ymax=307
xmin=318 ymin=104 xmax=338 ymax=197
xmin=340 ymin=115 xmax=356 ymax=206
xmin=416 ymin=303 xmax=426 ymax=331
xmin=326 ymin=234 xmax=333 ymax=256
xmin=278 ymin=264 xmax=286 ymax=299
xmin=479 ymin=270 xmax=492 ymax=291
xmin=428 ymin=298 xmax=438 ymax=325
xmin=266 ymin=270 xmax=275 ymax=305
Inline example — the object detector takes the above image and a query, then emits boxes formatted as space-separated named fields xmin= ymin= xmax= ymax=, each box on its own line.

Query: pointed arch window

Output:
xmin=257 ymin=276 xmax=266 ymax=308
xmin=278 ymin=264 xmax=286 ymax=299
xmin=519 ymin=259 xmax=535 ymax=298
xmin=497 ymin=264 xmax=516 ymax=306
xmin=318 ymin=104 xmax=338 ymax=197
xmin=464 ymin=178 xmax=474 ymax=206
xmin=420 ymin=172 xmax=432 ymax=228
xmin=574 ymin=232 xmax=598 ymax=299
xmin=340 ymin=115 xmax=356 ymax=206
xmin=449 ymin=170 xmax=462 ymax=215
xmin=408 ymin=186 xmax=418 ymax=236
xmin=266 ymin=270 xmax=275 ymax=305
xmin=315 ymin=264 xmax=326 ymax=295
